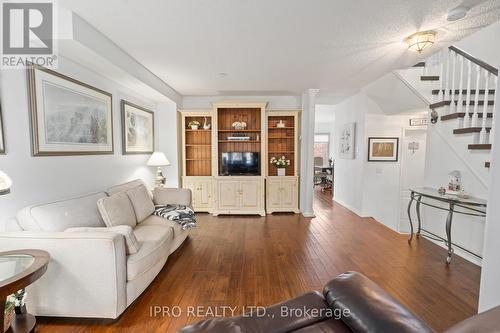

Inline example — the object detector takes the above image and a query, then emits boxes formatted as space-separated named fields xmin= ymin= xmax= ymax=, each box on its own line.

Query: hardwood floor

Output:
xmin=37 ymin=189 xmax=480 ymax=332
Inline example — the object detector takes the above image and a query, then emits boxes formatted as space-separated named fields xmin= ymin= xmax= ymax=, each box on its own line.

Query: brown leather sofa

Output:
xmin=179 ymin=271 xmax=500 ymax=333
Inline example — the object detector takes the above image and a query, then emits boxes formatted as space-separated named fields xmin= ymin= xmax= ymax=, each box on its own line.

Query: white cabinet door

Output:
xmin=281 ymin=178 xmax=298 ymax=208
xmin=197 ymin=179 xmax=213 ymax=207
xmin=267 ymin=179 xmax=282 ymax=209
xmin=218 ymin=180 xmax=239 ymax=210
xmin=240 ymin=180 xmax=260 ymax=210
xmin=183 ymin=179 xmax=199 ymax=207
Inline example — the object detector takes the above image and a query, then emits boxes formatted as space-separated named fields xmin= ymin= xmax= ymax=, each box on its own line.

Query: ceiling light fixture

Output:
xmin=405 ymin=30 xmax=437 ymax=53
xmin=447 ymin=6 xmax=469 ymax=21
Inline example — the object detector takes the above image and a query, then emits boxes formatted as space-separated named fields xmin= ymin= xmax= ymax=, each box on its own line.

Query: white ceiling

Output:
xmin=61 ymin=0 xmax=500 ymax=97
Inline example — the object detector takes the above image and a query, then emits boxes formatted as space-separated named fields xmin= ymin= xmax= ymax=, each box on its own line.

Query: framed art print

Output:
xmin=368 ymin=137 xmax=399 ymax=162
xmin=121 ymin=100 xmax=154 ymax=154
xmin=27 ymin=65 xmax=114 ymax=156
xmin=339 ymin=122 xmax=356 ymax=159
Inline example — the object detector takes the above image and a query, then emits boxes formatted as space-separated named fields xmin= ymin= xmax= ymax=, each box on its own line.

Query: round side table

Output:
xmin=0 ymin=250 xmax=49 ymax=333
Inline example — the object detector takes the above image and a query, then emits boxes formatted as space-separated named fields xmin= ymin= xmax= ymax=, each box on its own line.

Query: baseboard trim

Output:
xmin=333 ymin=198 xmax=366 ymax=217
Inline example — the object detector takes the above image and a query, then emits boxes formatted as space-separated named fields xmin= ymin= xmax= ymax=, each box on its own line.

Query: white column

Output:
xmin=479 ymin=72 xmax=500 ymax=312
xmin=300 ymin=89 xmax=319 ymax=217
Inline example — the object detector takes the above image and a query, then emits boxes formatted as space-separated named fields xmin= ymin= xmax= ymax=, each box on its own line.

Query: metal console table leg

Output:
xmin=416 ymin=195 xmax=422 ymax=238
xmin=407 ymin=191 xmax=415 ymax=244
xmin=445 ymin=202 xmax=455 ymax=264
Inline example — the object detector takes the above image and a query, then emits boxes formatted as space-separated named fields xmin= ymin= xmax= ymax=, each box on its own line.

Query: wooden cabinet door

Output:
xmin=281 ymin=178 xmax=298 ymax=208
xmin=267 ymin=179 xmax=282 ymax=208
xmin=218 ymin=180 xmax=239 ymax=210
xmin=198 ymin=179 xmax=213 ymax=207
xmin=183 ymin=179 xmax=199 ymax=207
xmin=240 ymin=180 xmax=261 ymax=210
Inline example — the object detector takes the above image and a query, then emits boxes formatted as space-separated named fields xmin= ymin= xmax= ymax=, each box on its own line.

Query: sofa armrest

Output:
xmin=153 ymin=187 xmax=192 ymax=206
xmin=323 ymin=271 xmax=434 ymax=333
xmin=0 ymin=231 xmax=127 ymax=319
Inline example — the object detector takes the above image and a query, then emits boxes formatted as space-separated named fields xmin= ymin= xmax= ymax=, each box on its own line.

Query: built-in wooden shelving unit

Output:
xmin=183 ymin=115 xmax=212 ymax=176
xmin=267 ymin=115 xmax=296 ymax=176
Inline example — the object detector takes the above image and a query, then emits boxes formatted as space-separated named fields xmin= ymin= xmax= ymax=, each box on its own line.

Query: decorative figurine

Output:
xmin=203 ymin=117 xmax=211 ymax=130
xmin=276 ymin=120 xmax=286 ymax=128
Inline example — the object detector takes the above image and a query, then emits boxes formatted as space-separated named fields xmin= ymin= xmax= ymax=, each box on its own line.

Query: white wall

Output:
xmin=332 ymin=93 xmax=368 ymax=215
xmin=0 ymin=56 xmax=178 ymax=228
xmin=182 ymin=95 xmax=301 ymax=110
xmin=332 ymin=91 xmax=427 ymax=232
xmin=479 ymin=65 xmax=500 ymax=312
xmin=456 ymin=19 xmax=500 ymax=67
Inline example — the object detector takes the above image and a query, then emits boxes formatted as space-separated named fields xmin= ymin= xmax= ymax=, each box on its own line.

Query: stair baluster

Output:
xmin=438 ymin=51 xmax=445 ymax=102
xmin=472 ymin=66 xmax=482 ymax=129
xmin=456 ymin=55 xmax=465 ymax=117
xmin=444 ymin=49 xmax=451 ymax=114
xmin=464 ymin=59 xmax=472 ymax=129
xmin=491 ymin=76 xmax=498 ymax=144
xmin=480 ymin=71 xmax=490 ymax=144
xmin=450 ymin=51 xmax=457 ymax=114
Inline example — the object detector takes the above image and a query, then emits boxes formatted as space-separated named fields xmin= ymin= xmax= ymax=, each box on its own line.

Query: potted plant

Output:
xmin=270 ymin=156 xmax=290 ymax=176
xmin=4 ymin=295 xmax=15 ymax=333
xmin=188 ymin=120 xmax=200 ymax=130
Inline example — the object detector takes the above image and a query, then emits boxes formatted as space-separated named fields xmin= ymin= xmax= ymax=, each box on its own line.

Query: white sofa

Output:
xmin=0 ymin=180 xmax=192 ymax=319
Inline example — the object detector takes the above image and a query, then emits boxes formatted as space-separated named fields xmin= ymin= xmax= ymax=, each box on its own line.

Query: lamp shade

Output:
xmin=147 ymin=152 xmax=170 ymax=167
xmin=0 ymin=170 xmax=12 ymax=195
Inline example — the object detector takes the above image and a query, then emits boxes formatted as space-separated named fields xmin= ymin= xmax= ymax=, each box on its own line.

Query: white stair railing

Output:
xmin=424 ymin=46 xmax=498 ymax=146
xmin=491 ymin=76 xmax=498 ymax=143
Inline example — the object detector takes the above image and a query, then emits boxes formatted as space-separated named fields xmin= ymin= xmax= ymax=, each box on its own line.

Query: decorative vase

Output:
xmin=203 ymin=117 xmax=211 ymax=130
xmin=190 ymin=125 xmax=199 ymax=130
xmin=4 ymin=306 xmax=13 ymax=333
xmin=277 ymin=120 xmax=285 ymax=128
xmin=277 ymin=168 xmax=286 ymax=176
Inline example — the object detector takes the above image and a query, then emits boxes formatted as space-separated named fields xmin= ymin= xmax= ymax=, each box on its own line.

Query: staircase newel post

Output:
xmin=480 ymin=71 xmax=490 ymax=144
xmin=444 ymin=49 xmax=451 ymax=113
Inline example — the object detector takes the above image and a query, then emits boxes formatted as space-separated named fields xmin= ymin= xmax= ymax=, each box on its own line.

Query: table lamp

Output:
xmin=0 ymin=170 xmax=12 ymax=195
xmin=147 ymin=152 xmax=170 ymax=187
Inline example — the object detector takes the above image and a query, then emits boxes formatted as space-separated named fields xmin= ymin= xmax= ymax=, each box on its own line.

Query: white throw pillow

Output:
xmin=97 ymin=192 xmax=137 ymax=228
xmin=65 ymin=225 xmax=141 ymax=254
xmin=126 ymin=185 xmax=155 ymax=223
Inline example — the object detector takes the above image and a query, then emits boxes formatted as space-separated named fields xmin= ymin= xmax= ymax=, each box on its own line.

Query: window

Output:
xmin=314 ymin=133 xmax=330 ymax=165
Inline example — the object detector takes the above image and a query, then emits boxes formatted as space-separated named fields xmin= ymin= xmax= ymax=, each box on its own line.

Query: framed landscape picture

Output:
xmin=0 ymin=101 xmax=5 ymax=154
xmin=339 ymin=122 xmax=355 ymax=159
xmin=28 ymin=65 xmax=114 ymax=156
xmin=121 ymin=100 xmax=154 ymax=154
xmin=368 ymin=137 xmax=399 ymax=162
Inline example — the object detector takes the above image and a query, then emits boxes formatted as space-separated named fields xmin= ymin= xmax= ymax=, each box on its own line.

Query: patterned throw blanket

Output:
xmin=153 ymin=205 xmax=197 ymax=230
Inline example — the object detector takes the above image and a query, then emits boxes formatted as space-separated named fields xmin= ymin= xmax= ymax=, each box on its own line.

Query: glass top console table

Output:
xmin=407 ymin=187 xmax=487 ymax=264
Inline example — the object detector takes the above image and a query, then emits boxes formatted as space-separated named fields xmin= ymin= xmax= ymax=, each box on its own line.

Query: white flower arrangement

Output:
xmin=270 ymin=156 xmax=291 ymax=168
xmin=5 ymin=290 xmax=26 ymax=310
xmin=231 ymin=121 xmax=247 ymax=130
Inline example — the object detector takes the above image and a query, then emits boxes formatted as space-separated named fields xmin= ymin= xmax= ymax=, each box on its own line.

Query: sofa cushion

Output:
xmin=17 ymin=192 xmax=107 ymax=232
xmin=126 ymin=184 xmax=155 ymax=223
xmin=106 ymin=179 xmax=151 ymax=197
xmin=65 ymin=225 xmax=141 ymax=255
xmin=141 ymin=215 xmax=186 ymax=240
xmin=97 ymin=192 xmax=137 ymax=228
xmin=127 ymin=225 xmax=173 ymax=281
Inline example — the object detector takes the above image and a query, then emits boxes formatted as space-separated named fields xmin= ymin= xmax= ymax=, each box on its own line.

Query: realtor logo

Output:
xmin=1 ymin=1 xmax=57 ymax=68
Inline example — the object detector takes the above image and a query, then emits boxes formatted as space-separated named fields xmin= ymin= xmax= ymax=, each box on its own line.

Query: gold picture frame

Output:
xmin=27 ymin=65 xmax=114 ymax=156
xmin=368 ymin=137 xmax=399 ymax=162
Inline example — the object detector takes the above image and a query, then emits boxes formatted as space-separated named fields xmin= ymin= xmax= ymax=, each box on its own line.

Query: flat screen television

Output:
xmin=221 ymin=152 xmax=260 ymax=176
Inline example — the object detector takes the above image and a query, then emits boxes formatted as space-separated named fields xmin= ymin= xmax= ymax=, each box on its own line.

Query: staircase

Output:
xmin=415 ymin=46 xmax=498 ymax=168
